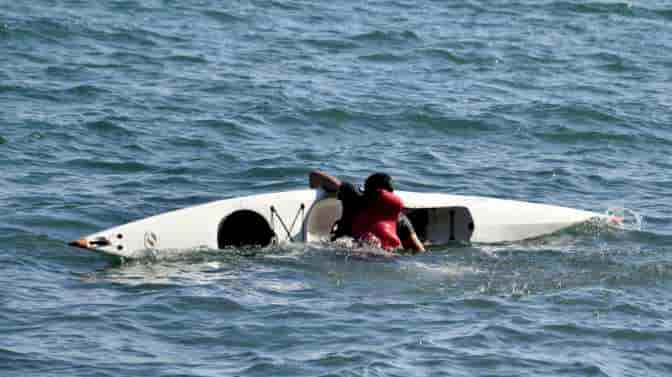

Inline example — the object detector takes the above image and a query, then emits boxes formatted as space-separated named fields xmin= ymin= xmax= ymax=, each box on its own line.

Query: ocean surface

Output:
xmin=2 ymin=0 xmax=672 ymax=376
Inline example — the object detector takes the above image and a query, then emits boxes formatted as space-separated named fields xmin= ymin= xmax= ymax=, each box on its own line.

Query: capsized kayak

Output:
xmin=69 ymin=189 xmax=619 ymax=258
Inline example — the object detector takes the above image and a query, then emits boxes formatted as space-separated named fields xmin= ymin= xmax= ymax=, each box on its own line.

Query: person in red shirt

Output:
xmin=351 ymin=173 xmax=403 ymax=249
xmin=309 ymin=170 xmax=425 ymax=253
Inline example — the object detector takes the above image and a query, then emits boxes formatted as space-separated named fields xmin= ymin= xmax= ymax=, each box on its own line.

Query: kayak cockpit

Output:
xmin=217 ymin=210 xmax=275 ymax=248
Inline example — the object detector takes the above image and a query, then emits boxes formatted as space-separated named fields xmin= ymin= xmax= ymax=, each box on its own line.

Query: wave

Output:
xmin=65 ymin=158 xmax=153 ymax=174
xmin=166 ymin=135 xmax=210 ymax=148
xmin=0 ymin=227 xmax=98 ymax=266
xmin=350 ymin=30 xmax=420 ymax=44
xmin=302 ymin=107 xmax=360 ymax=128
xmin=533 ymin=124 xmax=672 ymax=148
xmin=59 ymin=84 xmax=111 ymax=98
xmin=92 ymin=27 xmax=158 ymax=48
xmin=0 ymin=83 xmax=21 ymax=94
xmin=5 ymin=82 xmax=112 ymax=103
xmin=108 ymin=51 xmax=159 ymax=65
xmin=193 ymin=119 xmax=254 ymax=138
xmin=6 ymin=16 xmax=76 ymax=43
xmin=549 ymin=1 xmax=634 ymax=16
xmin=655 ymin=8 xmax=672 ymax=20
xmin=3 ymin=12 xmax=187 ymax=50
xmin=11 ymin=215 xmax=95 ymax=235
xmin=44 ymin=64 xmax=86 ymax=78
xmin=402 ymin=108 xmax=498 ymax=134
xmin=358 ymin=52 xmax=408 ymax=62
xmin=535 ymin=126 xmax=633 ymax=144
xmin=302 ymin=38 xmax=359 ymax=51
xmin=416 ymin=48 xmax=469 ymax=64
xmin=603 ymin=261 xmax=672 ymax=287
xmin=165 ymin=54 xmax=209 ymax=64
xmin=534 ymin=102 xmax=623 ymax=122
xmin=0 ymin=348 xmax=69 ymax=376
xmin=172 ymin=294 xmax=244 ymax=312
xmin=82 ymin=122 xmax=137 ymax=144
xmin=549 ymin=1 xmax=672 ymax=22
xmin=241 ymin=166 xmax=309 ymax=179
xmin=85 ymin=245 xmax=281 ymax=271
xmin=577 ymin=51 xmax=644 ymax=74
xmin=202 ymin=9 xmax=244 ymax=24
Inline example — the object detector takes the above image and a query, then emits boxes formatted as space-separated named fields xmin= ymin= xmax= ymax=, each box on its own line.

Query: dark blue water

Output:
xmin=2 ymin=1 xmax=671 ymax=376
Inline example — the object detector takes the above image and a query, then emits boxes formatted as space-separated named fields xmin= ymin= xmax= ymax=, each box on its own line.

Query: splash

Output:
xmin=309 ymin=239 xmax=398 ymax=260
xmin=112 ymin=245 xmax=276 ymax=264
xmin=606 ymin=207 xmax=643 ymax=231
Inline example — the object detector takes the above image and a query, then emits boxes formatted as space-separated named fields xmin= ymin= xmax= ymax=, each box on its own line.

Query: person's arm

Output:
xmin=309 ymin=170 xmax=341 ymax=193
xmin=403 ymin=232 xmax=426 ymax=253
xmin=398 ymin=214 xmax=426 ymax=253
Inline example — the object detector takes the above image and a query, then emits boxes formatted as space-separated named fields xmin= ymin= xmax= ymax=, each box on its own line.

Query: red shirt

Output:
xmin=351 ymin=189 xmax=403 ymax=249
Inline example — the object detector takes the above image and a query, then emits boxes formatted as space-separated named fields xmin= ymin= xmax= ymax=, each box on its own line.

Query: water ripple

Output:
xmin=83 ymin=118 xmax=135 ymax=137
xmin=350 ymin=30 xmax=421 ymax=44
xmin=358 ymin=52 xmax=408 ymax=62
xmin=302 ymin=38 xmax=360 ymax=52
xmin=416 ymin=48 xmax=470 ymax=64
xmin=64 ymin=158 xmax=153 ymax=174
xmin=550 ymin=1 xmax=634 ymax=16
xmin=202 ymin=9 xmax=244 ymax=24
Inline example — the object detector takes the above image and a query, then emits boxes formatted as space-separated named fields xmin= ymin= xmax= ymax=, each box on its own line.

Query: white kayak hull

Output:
xmin=70 ymin=189 xmax=611 ymax=258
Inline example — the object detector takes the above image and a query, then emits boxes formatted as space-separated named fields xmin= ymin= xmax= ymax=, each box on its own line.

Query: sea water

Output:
xmin=1 ymin=1 xmax=671 ymax=376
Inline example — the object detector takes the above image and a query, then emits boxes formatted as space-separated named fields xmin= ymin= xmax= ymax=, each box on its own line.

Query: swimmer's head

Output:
xmin=364 ymin=173 xmax=394 ymax=196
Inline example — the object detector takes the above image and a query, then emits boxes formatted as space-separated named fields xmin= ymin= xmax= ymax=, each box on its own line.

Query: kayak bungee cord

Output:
xmin=270 ymin=203 xmax=305 ymax=242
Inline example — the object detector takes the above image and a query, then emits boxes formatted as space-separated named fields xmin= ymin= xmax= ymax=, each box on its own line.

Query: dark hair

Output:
xmin=364 ymin=173 xmax=394 ymax=197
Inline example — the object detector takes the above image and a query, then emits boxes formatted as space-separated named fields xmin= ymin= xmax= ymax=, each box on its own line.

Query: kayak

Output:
xmin=69 ymin=189 xmax=617 ymax=258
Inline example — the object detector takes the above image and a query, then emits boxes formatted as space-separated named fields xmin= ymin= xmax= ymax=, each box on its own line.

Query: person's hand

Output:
xmin=309 ymin=170 xmax=322 ymax=188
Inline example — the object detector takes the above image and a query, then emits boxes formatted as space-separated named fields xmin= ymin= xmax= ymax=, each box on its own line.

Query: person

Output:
xmin=350 ymin=172 xmax=404 ymax=250
xmin=309 ymin=170 xmax=425 ymax=253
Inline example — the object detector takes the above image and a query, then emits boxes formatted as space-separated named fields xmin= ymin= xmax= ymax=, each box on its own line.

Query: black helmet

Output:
xmin=364 ymin=172 xmax=394 ymax=195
